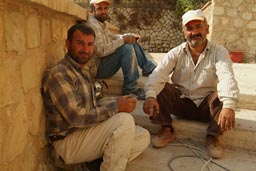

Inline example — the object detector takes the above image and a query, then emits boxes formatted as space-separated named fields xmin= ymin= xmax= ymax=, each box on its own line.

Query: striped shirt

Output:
xmin=41 ymin=55 xmax=118 ymax=138
xmin=145 ymin=41 xmax=239 ymax=110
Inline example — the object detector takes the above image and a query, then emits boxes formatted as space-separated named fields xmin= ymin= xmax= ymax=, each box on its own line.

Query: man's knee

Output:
xmin=115 ymin=112 xmax=135 ymax=127
xmin=119 ymin=44 xmax=135 ymax=58
xmin=137 ymin=126 xmax=150 ymax=149
xmin=120 ymin=44 xmax=133 ymax=52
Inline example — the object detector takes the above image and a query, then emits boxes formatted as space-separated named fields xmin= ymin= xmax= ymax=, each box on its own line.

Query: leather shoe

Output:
xmin=206 ymin=135 xmax=223 ymax=159
xmin=152 ymin=127 xmax=176 ymax=148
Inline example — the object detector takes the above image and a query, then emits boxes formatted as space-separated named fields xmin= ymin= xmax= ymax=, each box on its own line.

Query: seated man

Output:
xmin=85 ymin=0 xmax=156 ymax=100
xmin=41 ymin=23 xmax=150 ymax=171
xmin=143 ymin=9 xmax=239 ymax=159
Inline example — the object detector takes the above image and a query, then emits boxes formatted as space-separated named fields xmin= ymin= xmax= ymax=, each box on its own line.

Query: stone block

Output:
xmin=61 ymin=20 xmax=71 ymax=40
xmin=21 ymin=56 xmax=39 ymax=93
xmin=45 ymin=41 xmax=66 ymax=67
xmin=5 ymin=11 xmax=25 ymax=54
xmin=241 ymin=12 xmax=253 ymax=20
xmin=251 ymin=4 xmax=256 ymax=12
xmin=0 ymin=57 xmax=23 ymax=108
xmin=221 ymin=17 xmax=229 ymax=26
xmin=0 ymin=14 xmax=3 ymax=50
xmin=231 ymin=0 xmax=243 ymax=7
xmin=21 ymin=51 xmax=44 ymax=92
xmin=214 ymin=6 xmax=225 ymax=15
xmin=28 ymin=0 xmax=87 ymax=20
xmin=227 ymin=9 xmax=237 ymax=17
xmin=51 ymin=19 xmax=62 ymax=40
xmin=248 ymin=37 xmax=256 ymax=46
xmin=1 ymin=100 xmax=28 ymax=162
xmin=27 ymin=14 xmax=40 ymax=48
xmin=41 ymin=18 xmax=51 ymax=45
xmin=248 ymin=21 xmax=256 ymax=29
xmin=26 ymin=91 xmax=45 ymax=136
xmin=233 ymin=19 xmax=244 ymax=28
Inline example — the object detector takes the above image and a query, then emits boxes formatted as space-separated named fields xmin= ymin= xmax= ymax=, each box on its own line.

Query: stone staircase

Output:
xmin=100 ymin=53 xmax=256 ymax=171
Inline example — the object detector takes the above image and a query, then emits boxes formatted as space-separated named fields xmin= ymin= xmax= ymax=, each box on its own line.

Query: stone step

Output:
xmin=126 ymin=143 xmax=256 ymax=171
xmin=132 ymin=100 xmax=256 ymax=151
xmin=233 ymin=63 xmax=256 ymax=110
xmin=127 ymin=101 xmax=256 ymax=171
xmin=125 ymin=135 xmax=256 ymax=171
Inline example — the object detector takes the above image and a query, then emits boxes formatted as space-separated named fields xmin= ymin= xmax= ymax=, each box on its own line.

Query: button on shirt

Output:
xmin=41 ymin=55 xmax=118 ymax=137
xmin=145 ymin=41 xmax=239 ymax=110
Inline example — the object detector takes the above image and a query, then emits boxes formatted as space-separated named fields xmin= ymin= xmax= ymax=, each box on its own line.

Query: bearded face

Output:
xmin=92 ymin=2 xmax=110 ymax=23
xmin=183 ymin=20 xmax=209 ymax=48
xmin=66 ymin=30 xmax=95 ymax=65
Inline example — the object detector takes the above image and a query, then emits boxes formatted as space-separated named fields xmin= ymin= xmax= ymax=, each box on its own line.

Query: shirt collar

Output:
xmin=65 ymin=54 xmax=91 ymax=75
xmin=65 ymin=54 xmax=79 ymax=68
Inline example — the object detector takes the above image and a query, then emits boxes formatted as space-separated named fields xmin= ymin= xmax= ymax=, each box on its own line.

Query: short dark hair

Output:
xmin=89 ymin=3 xmax=95 ymax=11
xmin=67 ymin=23 xmax=95 ymax=42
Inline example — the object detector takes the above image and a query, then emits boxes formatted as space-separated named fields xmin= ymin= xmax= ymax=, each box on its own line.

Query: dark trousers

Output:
xmin=151 ymin=83 xmax=223 ymax=136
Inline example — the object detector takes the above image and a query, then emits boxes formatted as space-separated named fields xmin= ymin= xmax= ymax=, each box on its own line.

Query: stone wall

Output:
xmin=0 ymin=0 xmax=87 ymax=170
xmin=76 ymin=0 xmax=256 ymax=62
xmin=108 ymin=3 xmax=184 ymax=52
xmin=203 ymin=0 xmax=256 ymax=63
xmin=75 ymin=0 xmax=185 ymax=52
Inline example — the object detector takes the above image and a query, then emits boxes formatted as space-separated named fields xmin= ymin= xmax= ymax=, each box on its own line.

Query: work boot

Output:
xmin=206 ymin=135 xmax=223 ymax=159
xmin=152 ymin=127 xmax=176 ymax=148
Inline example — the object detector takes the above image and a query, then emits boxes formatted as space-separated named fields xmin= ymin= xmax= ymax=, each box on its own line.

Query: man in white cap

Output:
xmin=143 ymin=9 xmax=239 ymax=159
xmin=85 ymin=0 xmax=156 ymax=100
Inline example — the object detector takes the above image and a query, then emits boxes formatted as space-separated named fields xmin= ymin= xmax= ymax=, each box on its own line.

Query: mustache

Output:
xmin=78 ymin=51 xmax=90 ymax=55
xmin=190 ymin=34 xmax=202 ymax=39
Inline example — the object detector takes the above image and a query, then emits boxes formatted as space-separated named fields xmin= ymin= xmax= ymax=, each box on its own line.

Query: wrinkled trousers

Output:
xmin=53 ymin=113 xmax=150 ymax=171
xmin=151 ymin=83 xmax=223 ymax=136
xmin=96 ymin=43 xmax=155 ymax=94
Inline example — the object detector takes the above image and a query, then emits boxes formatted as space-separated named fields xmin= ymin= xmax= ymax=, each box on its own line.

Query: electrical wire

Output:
xmin=167 ymin=139 xmax=231 ymax=171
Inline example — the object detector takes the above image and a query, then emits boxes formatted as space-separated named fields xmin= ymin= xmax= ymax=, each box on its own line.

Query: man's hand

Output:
xmin=143 ymin=97 xmax=159 ymax=116
xmin=122 ymin=33 xmax=139 ymax=44
xmin=218 ymin=108 xmax=235 ymax=132
xmin=117 ymin=95 xmax=137 ymax=113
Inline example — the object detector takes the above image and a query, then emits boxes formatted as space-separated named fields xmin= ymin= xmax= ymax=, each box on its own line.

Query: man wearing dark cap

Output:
xmin=86 ymin=0 xmax=156 ymax=100
xmin=143 ymin=9 xmax=239 ymax=159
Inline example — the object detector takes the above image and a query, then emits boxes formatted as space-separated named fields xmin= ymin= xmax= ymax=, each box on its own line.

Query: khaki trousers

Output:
xmin=53 ymin=112 xmax=150 ymax=171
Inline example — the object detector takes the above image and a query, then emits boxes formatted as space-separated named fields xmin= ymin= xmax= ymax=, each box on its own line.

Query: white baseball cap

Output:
xmin=90 ymin=0 xmax=111 ymax=4
xmin=182 ymin=9 xmax=205 ymax=26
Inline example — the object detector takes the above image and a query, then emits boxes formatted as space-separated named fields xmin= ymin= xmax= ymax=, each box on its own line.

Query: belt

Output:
xmin=49 ymin=135 xmax=66 ymax=142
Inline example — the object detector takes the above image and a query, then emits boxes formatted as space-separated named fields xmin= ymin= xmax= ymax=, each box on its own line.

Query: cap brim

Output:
xmin=183 ymin=17 xmax=204 ymax=26
xmin=90 ymin=0 xmax=111 ymax=4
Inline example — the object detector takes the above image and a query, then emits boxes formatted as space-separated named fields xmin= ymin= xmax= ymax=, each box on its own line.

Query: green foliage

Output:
xmin=175 ymin=0 xmax=210 ymax=18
